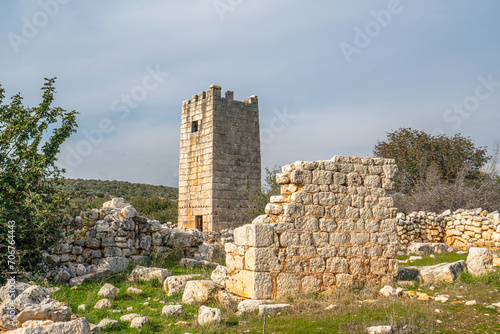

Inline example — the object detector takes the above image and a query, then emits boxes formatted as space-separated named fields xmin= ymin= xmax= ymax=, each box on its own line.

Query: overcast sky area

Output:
xmin=1 ymin=1 xmax=499 ymax=187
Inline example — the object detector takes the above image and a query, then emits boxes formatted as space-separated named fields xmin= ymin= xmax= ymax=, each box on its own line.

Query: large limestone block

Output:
xmin=16 ymin=301 xmax=72 ymax=325
xmin=467 ymin=247 xmax=494 ymax=277
xmin=234 ymin=224 xmax=274 ymax=247
xmin=244 ymin=247 xmax=280 ymax=272
xmin=226 ymin=270 xmax=272 ymax=299
xmin=128 ymin=265 xmax=171 ymax=283
xmin=181 ymin=280 xmax=217 ymax=304
xmin=7 ymin=317 xmax=92 ymax=334
xmin=419 ymin=261 xmax=467 ymax=285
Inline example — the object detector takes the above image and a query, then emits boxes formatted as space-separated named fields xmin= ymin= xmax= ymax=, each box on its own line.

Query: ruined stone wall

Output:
xmin=225 ymin=156 xmax=400 ymax=300
xmin=397 ymin=208 xmax=500 ymax=250
xmin=42 ymin=198 xmax=203 ymax=285
xmin=178 ymin=85 xmax=261 ymax=231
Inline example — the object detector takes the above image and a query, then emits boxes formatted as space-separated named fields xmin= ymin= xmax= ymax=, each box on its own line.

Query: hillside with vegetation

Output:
xmin=58 ymin=178 xmax=179 ymax=224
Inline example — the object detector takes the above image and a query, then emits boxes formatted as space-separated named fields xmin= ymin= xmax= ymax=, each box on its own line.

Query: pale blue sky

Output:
xmin=1 ymin=1 xmax=499 ymax=186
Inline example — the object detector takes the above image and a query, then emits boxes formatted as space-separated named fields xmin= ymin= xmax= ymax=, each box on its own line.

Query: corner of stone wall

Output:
xmin=225 ymin=156 xmax=401 ymax=300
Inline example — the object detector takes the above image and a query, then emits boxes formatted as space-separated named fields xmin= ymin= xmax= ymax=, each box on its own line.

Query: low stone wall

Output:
xmin=40 ymin=198 xmax=204 ymax=285
xmin=225 ymin=156 xmax=401 ymax=299
xmin=397 ymin=208 xmax=500 ymax=249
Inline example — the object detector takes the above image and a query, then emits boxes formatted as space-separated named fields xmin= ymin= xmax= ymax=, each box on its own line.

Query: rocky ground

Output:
xmin=1 ymin=243 xmax=500 ymax=333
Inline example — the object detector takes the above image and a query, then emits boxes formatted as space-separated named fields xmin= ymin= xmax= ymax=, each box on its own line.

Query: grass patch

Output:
xmin=42 ymin=254 xmax=500 ymax=333
xmin=397 ymin=252 xmax=467 ymax=267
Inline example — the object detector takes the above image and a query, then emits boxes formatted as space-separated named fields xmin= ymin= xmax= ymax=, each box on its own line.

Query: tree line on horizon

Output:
xmin=1 ymin=79 xmax=499 ymax=282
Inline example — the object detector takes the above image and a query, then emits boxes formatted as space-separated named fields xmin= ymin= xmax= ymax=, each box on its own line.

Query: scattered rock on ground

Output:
xmin=120 ymin=313 xmax=140 ymax=322
xmin=258 ymin=304 xmax=292 ymax=316
xmin=8 ymin=316 xmax=92 ymax=334
xmin=467 ymin=247 xmax=494 ymax=277
xmin=98 ymin=283 xmax=119 ymax=299
xmin=198 ymin=305 xmax=221 ymax=326
xmin=435 ymin=295 xmax=449 ymax=303
xmin=181 ymin=280 xmax=217 ymax=304
xmin=237 ymin=299 xmax=268 ymax=315
xmin=379 ymin=285 xmax=403 ymax=297
xmin=130 ymin=316 xmax=148 ymax=328
xmin=162 ymin=304 xmax=185 ymax=317
xmin=216 ymin=290 xmax=245 ymax=311
xmin=419 ymin=261 xmax=467 ymax=285
xmin=94 ymin=299 xmax=112 ymax=309
xmin=163 ymin=274 xmax=200 ymax=296
xmin=211 ymin=265 xmax=227 ymax=288
xmin=408 ymin=242 xmax=453 ymax=255
xmin=97 ymin=318 xmax=118 ymax=328
xmin=128 ymin=265 xmax=171 ymax=283
xmin=126 ymin=287 xmax=143 ymax=295
xmin=366 ymin=325 xmax=393 ymax=334
xmin=397 ymin=267 xmax=419 ymax=281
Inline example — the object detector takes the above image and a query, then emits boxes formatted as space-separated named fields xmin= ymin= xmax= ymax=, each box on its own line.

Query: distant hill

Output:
xmin=58 ymin=178 xmax=178 ymax=200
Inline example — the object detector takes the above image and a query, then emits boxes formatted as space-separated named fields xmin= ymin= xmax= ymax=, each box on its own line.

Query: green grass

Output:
xmin=40 ymin=253 xmax=500 ymax=334
xmin=397 ymin=252 xmax=467 ymax=267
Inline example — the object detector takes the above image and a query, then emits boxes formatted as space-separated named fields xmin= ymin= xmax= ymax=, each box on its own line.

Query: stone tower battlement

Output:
xmin=178 ymin=85 xmax=261 ymax=232
xmin=182 ymin=84 xmax=258 ymax=106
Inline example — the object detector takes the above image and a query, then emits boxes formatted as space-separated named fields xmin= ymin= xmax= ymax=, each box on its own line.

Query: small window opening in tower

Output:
xmin=191 ymin=120 xmax=199 ymax=132
xmin=195 ymin=215 xmax=203 ymax=231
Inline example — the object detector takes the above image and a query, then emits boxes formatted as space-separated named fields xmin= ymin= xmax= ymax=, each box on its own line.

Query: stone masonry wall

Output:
xmin=225 ymin=156 xmax=400 ymax=300
xmin=397 ymin=208 xmax=500 ymax=250
xmin=178 ymin=85 xmax=261 ymax=232
xmin=41 ymin=198 xmax=203 ymax=285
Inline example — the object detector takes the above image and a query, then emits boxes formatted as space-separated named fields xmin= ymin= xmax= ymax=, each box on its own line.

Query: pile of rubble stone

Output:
xmin=36 ymin=198 xmax=206 ymax=286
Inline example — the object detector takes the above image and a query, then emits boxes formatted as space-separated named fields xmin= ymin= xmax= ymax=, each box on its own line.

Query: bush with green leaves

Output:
xmin=0 ymin=78 xmax=77 ymax=281
xmin=373 ymin=128 xmax=489 ymax=193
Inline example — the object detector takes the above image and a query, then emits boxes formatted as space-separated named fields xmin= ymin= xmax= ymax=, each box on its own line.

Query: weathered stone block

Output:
xmin=312 ymin=170 xmax=332 ymax=184
xmin=364 ymin=175 xmax=381 ymax=188
xmin=295 ymin=217 xmax=319 ymax=231
xmin=312 ymin=232 xmax=329 ymax=246
xmin=301 ymin=276 xmax=321 ymax=293
xmin=326 ymin=257 xmax=348 ymax=273
xmin=350 ymin=232 xmax=370 ymax=245
xmin=290 ymin=169 xmax=312 ymax=185
xmin=265 ymin=203 xmax=284 ymax=215
xmin=319 ymin=218 xmax=337 ymax=232
xmin=226 ymin=270 xmax=272 ymax=299
xmin=335 ymin=273 xmax=354 ymax=288
xmin=329 ymin=232 xmax=347 ymax=245
xmin=244 ymin=247 xmax=280 ymax=271
xmin=234 ymin=224 xmax=274 ymax=247
xmin=309 ymin=257 xmax=326 ymax=273
xmin=318 ymin=192 xmax=336 ymax=206
xmin=291 ymin=191 xmax=313 ymax=204
xmin=276 ymin=273 xmax=298 ymax=299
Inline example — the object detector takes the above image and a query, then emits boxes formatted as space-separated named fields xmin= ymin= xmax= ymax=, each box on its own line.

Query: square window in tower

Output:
xmin=191 ymin=120 xmax=199 ymax=132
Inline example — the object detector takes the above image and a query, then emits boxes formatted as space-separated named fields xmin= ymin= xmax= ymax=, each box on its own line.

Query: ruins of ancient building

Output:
xmin=225 ymin=156 xmax=400 ymax=299
xmin=178 ymin=85 xmax=261 ymax=232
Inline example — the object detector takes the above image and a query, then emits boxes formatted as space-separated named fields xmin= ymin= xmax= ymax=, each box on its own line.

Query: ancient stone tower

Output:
xmin=178 ymin=85 xmax=261 ymax=232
